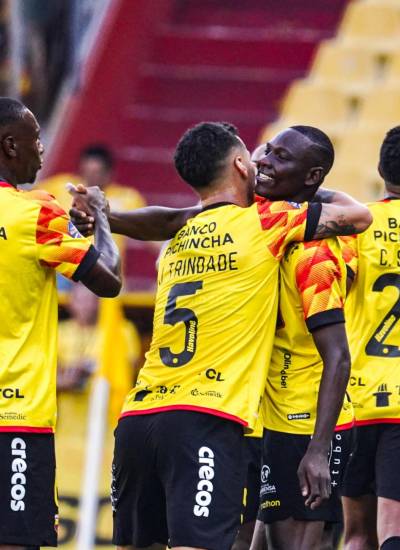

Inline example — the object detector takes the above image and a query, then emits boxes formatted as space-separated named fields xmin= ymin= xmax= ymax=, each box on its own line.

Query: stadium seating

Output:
xmin=338 ymin=1 xmax=400 ymax=52
xmin=260 ymin=0 xmax=400 ymax=201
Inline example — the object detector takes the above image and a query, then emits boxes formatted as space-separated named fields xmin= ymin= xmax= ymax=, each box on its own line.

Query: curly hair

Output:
xmin=174 ymin=122 xmax=242 ymax=189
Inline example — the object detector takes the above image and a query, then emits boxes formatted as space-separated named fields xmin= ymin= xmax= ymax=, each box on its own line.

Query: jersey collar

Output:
xmin=0 ymin=181 xmax=14 ymax=188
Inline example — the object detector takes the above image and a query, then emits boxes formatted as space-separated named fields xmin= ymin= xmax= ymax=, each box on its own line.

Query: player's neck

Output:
xmin=199 ymin=181 xmax=251 ymax=208
xmin=0 ymin=169 xmax=17 ymax=188
xmin=289 ymin=187 xmax=316 ymax=203
xmin=384 ymin=182 xmax=400 ymax=199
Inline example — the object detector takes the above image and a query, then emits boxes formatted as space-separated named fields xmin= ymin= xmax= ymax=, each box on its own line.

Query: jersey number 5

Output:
xmin=159 ymin=281 xmax=203 ymax=367
xmin=366 ymin=273 xmax=400 ymax=358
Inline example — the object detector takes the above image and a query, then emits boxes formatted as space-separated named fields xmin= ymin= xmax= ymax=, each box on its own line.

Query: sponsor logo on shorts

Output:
xmin=261 ymin=465 xmax=270 ymax=483
xmin=260 ymin=499 xmax=281 ymax=509
xmin=193 ymin=446 xmax=215 ymax=518
xmin=260 ymin=464 xmax=276 ymax=496
xmin=287 ymin=412 xmax=310 ymax=421
xmin=329 ymin=432 xmax=343 ymax=488
xmin=10 ymin=437 xmax=27 ymax=512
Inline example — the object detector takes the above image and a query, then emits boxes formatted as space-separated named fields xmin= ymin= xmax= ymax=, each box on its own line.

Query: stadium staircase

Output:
xmin=45 ymin=0 xmax=348 ymax=289
xmin=260 ymin=0 xmax=400 ymax=202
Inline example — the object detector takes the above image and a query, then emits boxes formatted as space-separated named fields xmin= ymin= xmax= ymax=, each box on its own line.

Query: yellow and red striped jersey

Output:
xmin=264 ymin=238 xmax=354 ymax=434
xmin=0 ymin=183 xmax=98 ymax=431
xmin=121 ymin=198 xmax=321 ymax=431
xmin=344 ymin=198 xmax=400 ymax=425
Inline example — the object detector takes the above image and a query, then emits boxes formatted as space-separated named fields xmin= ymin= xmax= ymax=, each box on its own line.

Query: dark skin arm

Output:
xmin=69 ymin=185 xmax=201 ymax=240
xmin=69 ymin=186 xmax=372 ymax=241
xmin=68 ymin=185 xmax=122 ymax=297
xmin=297 ymin=322 xmax=351 ymax=510
xmin=312 ymin=189 xmax=372 ymax=239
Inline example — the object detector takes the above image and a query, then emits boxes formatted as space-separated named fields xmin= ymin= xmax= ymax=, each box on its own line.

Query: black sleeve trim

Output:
xmin=304 ymin=203 xmax=322 ymax=241
xmin=346 ymin=264 xmax=355 ymax=281
xmin=72 ymin=245 xmax=101 ymax=282
xmin=306 ymin=308 xmax=345 ymax=332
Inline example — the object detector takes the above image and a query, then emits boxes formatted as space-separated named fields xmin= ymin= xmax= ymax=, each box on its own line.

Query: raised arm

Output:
xmin=69 ymin=184 xmax=201 ymax=240
xmin=297 ymin=323 xmax=351 ymax=510
xmin=68 ymin=185 xmax=122 ymax=297
xmin=312 ymin=188 xmax=372 ymax=239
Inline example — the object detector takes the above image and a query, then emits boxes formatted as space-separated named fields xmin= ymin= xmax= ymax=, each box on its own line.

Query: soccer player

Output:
xmin=258 ymin=127 xmax=354 ymax=550
xmin=340 ymin=127 xmax=400 ymax=550
xmin=0 ymin=97 xmax=121 ymax=549
xmin=72 ymin=122 xmax=371 ymax=550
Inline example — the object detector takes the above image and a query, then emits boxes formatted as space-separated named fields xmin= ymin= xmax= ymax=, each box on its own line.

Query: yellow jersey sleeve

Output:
xmin=29 ymin=190 xmax=99 ymax=280
xmin=256 ymin=196 xmax=321 ymax=260
xmin=295 ymin=240 xmax=345 ymax=331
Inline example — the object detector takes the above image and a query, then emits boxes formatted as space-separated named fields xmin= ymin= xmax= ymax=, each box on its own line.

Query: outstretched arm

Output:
xmin=69 ymin=184 xmax=201 ymax=240
xmin=312 ymin=188 xmax=372 ymax=239
xmin=297 ymin=323 xmax=351 ymax=510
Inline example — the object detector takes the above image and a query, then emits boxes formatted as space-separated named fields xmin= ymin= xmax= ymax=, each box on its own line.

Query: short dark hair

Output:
xmin=79 ymin=144 xmax=113 ymax=170
xmin=291 ymin=125 xmax=335 ymax=174
xmin=0 ymin=97 xmax=26 ymax=127
xmin=174 ymin=122 xmax=242 ymax=188
xmin=379 ymin=126 xmax=400 ymax=185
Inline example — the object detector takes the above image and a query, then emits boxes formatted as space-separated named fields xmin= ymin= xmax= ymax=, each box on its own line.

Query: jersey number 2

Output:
xmin=159 ymin=281 xmax=203 ymax=367
xmin=366 ymin=273 xmax=400 ymax=357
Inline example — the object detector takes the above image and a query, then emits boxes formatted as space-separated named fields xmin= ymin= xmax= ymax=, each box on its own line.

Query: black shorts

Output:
xmin=0 ymin=432 xmax=58 ymax=546
xmin=259 ymin=429 xmax=353 ymax=524
xmin=112 ymin=410 xmax=246 ymax=550
xmin=342 ymin=423 xmax=400 ymax=500
xmin=242 ymin=436 xmax=262 ymax=524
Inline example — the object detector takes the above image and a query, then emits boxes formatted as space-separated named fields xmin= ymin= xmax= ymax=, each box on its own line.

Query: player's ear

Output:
xmin=1 ymin=135 xmax=17 ymax=158
xmin=234 ymin=155 xmax=249 ymax=179
xmin=305 ymin=166 xmax=324 ymax=187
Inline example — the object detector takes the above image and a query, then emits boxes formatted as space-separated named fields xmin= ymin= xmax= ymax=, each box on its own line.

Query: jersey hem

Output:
xmin=120 ymin=405 xmax=248 ymax=426
xmin=335 ymin=420 xmax=354 ymax=431
xmin=354 ymin=418 xmax=400 ymax=426
xmin=0 ymin=426 xmax=54 ymax=433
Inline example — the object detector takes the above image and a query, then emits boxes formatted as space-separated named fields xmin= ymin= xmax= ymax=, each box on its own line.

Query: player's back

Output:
xmin=346 ymin=198 xmax=400 ymax=423
xmin=122 ymin=199 xmax=312 ymax=430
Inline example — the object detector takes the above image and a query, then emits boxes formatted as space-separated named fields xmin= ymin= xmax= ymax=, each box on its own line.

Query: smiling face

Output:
xmin=255 ymin=128 xmax=321 ymax=201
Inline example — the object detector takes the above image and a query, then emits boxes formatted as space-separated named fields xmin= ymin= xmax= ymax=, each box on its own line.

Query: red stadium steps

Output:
xmin=121 ymin=105 xmax=269 ymax=148
xmin=46 ymin=0 xmax=349 ymax=288
xmin=151 ymin=30 xmax=317 ymax=70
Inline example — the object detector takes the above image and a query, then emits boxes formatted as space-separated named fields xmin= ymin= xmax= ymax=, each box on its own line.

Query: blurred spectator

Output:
xmin=0 ymin=1 xmax=8 ymax=95
xmin=57 ymin=282 xmax=141 ymax=393
xmin=56 ymin=283 xmax=141 ymax=546
xmin=21 ymin=0 xmax=71 ymax=120
xmin=41 ymin=144 xmax=146 ymax=290
xmin=41 ymin=144 xmax=146 ymax=213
